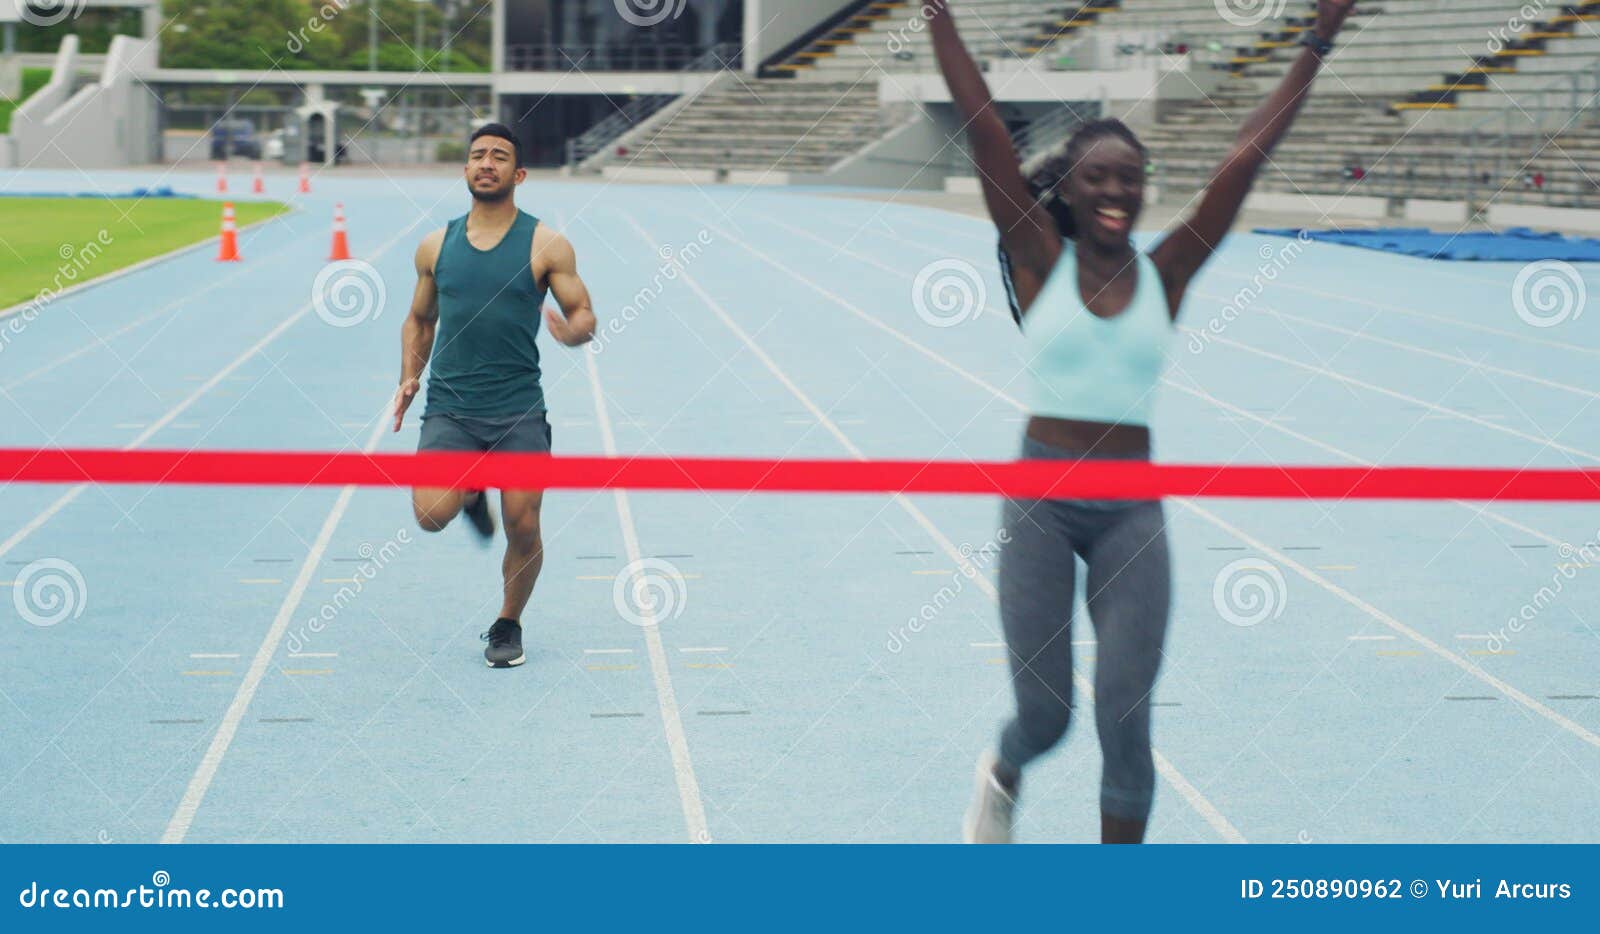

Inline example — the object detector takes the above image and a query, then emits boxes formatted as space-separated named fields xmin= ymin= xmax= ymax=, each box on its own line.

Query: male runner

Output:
xmin=393 ymin=122 xmax=596 ymax=669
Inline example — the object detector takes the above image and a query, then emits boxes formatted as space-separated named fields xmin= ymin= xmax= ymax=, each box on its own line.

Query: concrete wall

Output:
xmin=13 ymin=35 xmax=159 ymax=169
xmin=742 ymin=0 xmax=857 ymax=75
xmin=7 ymin=37 xmax=81 ymax=168
xmin=1242 ymin=191 xmax=1391 ymax=220
xmin=882 ymin=63 xmax=1219 ymax=132
xmin=817 ymin=104 xmax=964 ymax=191
xmin=494 ymin=70 xmax=719 ymax=96
xmin=1488 ymin=202 xmax=1600 ymax=234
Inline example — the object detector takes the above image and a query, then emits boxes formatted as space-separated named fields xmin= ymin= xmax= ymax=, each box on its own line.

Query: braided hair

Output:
xmin=999 ymin=118 xmax=1148 ymax=324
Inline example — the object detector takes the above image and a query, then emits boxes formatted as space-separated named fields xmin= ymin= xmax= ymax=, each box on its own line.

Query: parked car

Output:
xmin=262 ymin=128 xmax=286 ymax=162
xmin=209 ymin=119 xmax=262 ymax=160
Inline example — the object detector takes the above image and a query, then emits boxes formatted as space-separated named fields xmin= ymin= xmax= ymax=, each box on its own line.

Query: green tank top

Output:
xmin=424 ymin=210 xmax=546 ymax=418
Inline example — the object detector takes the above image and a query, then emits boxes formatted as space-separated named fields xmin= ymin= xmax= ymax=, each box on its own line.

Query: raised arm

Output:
xmin=929 ymin=3 xmax=1058 ymax=279
xmin=1151 ymin=0 xmax=1357 ymax=313
xmin=394 ymin=229 xmax=444 ymax=431
xmin=536 ymin=227 xmax=596 ymax=348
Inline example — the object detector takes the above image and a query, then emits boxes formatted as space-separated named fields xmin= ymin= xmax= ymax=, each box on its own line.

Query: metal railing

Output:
xmin=562 ymin=45 xmax=739 ymax=167
xmin=1209 ymin=65 xmax=1600 ymax=211
xmin=504 ymin=42 xmax=741 ymax=73
xmin=1458 ymin=63 xmax=1600 ymax=209
xmin=1309 ymin=65 xmax=1600 ymax=209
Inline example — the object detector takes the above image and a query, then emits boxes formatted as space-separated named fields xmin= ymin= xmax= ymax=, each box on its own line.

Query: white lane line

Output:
xmin=969 ymin=642 xmax=1005 ymax=649
xmin=1162 ymin=380 xmax=1574 ymax=550
xmin=632 ymin=212 xmax=1245 ymax=844
xmin=161 ymin=411 xmax=391 ymax=844
xmin=0 ymin=223 xmax=417 ymax=566
xmin=1220 ymin=300 xmax=1600 ymax=403
xmin=1184 ymin=500 xmax=1599 ymax=749
xmin=686 ymin=209 xmax=1600 ymax=757
xmin=583 ymin=349 xmax=709 ymax=845
xmin=1204 ymin=266 xmax=1600 ymax=361
xmin=1193 ymin=328 xmax=1600 ymax=464
xmin=774 ymin=207 xmax=1580 ymax=551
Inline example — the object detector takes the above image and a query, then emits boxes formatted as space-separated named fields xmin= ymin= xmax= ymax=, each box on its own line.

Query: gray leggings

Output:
xmin=997 ymin=436 xmax=1172 ymax=821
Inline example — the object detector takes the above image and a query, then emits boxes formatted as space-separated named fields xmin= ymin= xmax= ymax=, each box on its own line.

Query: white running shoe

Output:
xmin=962 ymin=750 xmax=1016 ymax=844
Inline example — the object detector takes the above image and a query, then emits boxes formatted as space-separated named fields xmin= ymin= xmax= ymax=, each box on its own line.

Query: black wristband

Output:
xmin=1300 ymin=31 xmax=1334 ymax=57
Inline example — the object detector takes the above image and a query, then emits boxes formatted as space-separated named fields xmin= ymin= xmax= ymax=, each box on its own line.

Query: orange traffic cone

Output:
xmin=215 ymin=161 xmax=228 ymax=193
xmin=217 ymin=203 xmax=241 ymax=262
xmin=298 ymin=163 xmax=312 ymax=194
xmin=252 ymin=162 xmax=265 ymax=194
xmin=328 ymin=203 xmax=351 ymax=261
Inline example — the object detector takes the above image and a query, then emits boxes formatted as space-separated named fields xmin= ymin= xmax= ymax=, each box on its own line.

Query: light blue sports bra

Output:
xmin=1018 ymin=247 xmax=1173 ymax=427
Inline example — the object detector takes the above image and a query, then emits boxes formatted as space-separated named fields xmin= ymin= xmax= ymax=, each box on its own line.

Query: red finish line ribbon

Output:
xmin=3 ymin=449 xmax=1600 ymax=501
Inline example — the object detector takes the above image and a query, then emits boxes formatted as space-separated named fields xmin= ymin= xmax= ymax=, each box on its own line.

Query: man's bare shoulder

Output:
xmin=416 ymin=227 xmax=448 ymax=271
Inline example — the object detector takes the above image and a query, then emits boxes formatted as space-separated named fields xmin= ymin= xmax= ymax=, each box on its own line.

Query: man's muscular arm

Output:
xmin=394 ymin=229 xmax=445 ymax=431
xmin=536 ymin=226 xmax=596 ymax=348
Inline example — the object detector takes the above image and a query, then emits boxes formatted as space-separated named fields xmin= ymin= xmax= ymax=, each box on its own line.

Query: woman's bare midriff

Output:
xmin=1026 ymin=415 xmax=1151 ymax=457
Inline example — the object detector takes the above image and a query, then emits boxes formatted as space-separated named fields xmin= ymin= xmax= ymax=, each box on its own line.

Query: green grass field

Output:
xmin=0 ymin=198 xmax=290 ymax=310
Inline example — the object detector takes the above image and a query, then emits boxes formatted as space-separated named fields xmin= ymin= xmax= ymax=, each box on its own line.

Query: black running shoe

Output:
xmin=463 ymin=490 xmax=495 ymax=543
xmin=482 ymin=617 xmax=524 ymax=669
